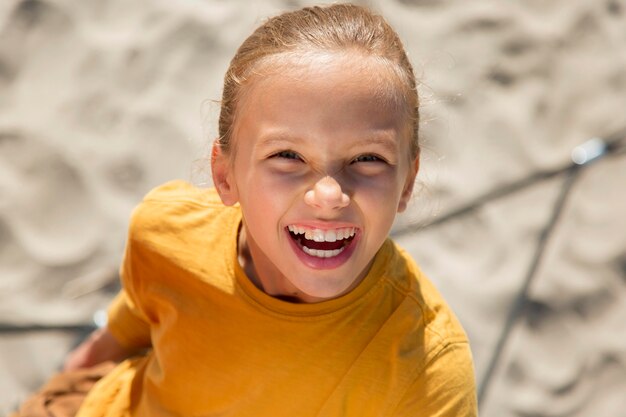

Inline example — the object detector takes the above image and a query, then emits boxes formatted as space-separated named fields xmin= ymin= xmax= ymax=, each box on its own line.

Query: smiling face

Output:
xmin=212 ymin=52 xmax=419 ymax=302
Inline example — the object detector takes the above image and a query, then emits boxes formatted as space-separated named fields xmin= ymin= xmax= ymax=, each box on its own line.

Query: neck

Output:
xmin=237 ymin=224 xmax=326 ymax=303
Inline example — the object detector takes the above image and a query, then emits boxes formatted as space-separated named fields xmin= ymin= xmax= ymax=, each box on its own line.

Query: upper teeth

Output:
xmin=287 ymin=226 xmax=356 ymax=242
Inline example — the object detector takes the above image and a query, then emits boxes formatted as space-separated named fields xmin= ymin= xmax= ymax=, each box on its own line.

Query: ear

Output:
xmin=211 ymin=141 xmax=239 ymax=206
xmin=397 ymin=153 xmax=420 ymax=213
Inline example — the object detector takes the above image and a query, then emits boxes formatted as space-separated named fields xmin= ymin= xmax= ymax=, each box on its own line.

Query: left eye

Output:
xmin=352 ymin=154 xmax=384 ymax=163
xmin=273 ymin=150 xmax=301 ymax=160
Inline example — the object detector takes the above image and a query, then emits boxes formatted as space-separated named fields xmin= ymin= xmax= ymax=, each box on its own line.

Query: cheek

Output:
xmin=252 ymin=165 xmax=315 ymax=203
xmin=346 ymin=169 xmax=404 ymax=200
xmin=349 ymin=172 xmax=406 ymax=227
xmin=239 ymin=176 xmax=294 ymax=231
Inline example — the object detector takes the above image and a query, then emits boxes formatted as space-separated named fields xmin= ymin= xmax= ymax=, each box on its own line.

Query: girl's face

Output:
xmin=213 ymin=53 xmax=419 ymax=302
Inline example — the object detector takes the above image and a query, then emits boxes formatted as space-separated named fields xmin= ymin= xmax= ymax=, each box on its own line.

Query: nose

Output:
xmin=304 ymin=176 xmax=350 ymax=211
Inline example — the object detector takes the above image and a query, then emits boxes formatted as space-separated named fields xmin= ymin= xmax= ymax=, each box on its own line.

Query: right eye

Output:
xmin=272 ymin=150 xmax=302 ymax=160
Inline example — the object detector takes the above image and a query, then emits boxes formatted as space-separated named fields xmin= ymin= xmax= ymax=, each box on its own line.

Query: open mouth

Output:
xmin=287 ymin=225 xmax=356 ymax=258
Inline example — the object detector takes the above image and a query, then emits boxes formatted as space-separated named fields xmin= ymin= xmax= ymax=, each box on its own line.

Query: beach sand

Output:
xmin=1 ymin=0 xmax=625 ymax=415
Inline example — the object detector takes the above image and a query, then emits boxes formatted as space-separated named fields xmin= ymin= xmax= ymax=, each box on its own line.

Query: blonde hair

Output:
xmin=218 ymin=3 xmax=419 ymax=158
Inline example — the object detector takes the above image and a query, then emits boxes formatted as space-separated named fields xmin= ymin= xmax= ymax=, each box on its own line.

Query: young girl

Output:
xmin=15 ymin=4 xmax=477 ymax=417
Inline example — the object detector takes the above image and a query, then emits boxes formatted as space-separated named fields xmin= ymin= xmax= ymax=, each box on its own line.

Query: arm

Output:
xmin=63 ymin=287 xmax=152 ymax=371
xmin=63 ymin=326 xmax=141 ymax=371
xmin=393 ymin=342 xmax=478 ymax=417
xmin=63 ymin=267 xmax=154 ymax=371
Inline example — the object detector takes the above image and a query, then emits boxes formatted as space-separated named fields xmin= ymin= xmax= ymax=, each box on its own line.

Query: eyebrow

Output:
xmin=351 ymin=134 xmax=399 ymax=155
xmin=256 ymin=131 xmax=400 ymax=154
xmin=256 ymin=134 xmax=302 ymax=150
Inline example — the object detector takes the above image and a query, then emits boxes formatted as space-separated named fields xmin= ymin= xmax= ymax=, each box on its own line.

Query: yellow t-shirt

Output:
xmin=77 ymin=181 xmax=477 ymax=417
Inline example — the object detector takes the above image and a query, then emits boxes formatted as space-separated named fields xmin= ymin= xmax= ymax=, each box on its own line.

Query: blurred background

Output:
xmin=1 ymin=0 xmax=625 ymax=415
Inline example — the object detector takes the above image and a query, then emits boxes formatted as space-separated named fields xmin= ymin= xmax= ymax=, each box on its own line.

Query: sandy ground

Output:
xmin=1 ymin=0 xmax=626 ymax=415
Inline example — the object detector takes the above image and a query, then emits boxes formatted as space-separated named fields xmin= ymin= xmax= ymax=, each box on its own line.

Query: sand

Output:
xmin=1 ymin=0 xmax=625 ymax=415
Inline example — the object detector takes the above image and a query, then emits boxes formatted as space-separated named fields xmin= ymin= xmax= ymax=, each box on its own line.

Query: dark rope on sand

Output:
xmin=0 ymin=323 xmax=95 ymax=334
xmin=475 ymin=131 xmax=626 ymax=407
xmin=476 ymin=165 xmax=580 ymax=406
xmin=392 ymin=127 xmax=626 ymax=237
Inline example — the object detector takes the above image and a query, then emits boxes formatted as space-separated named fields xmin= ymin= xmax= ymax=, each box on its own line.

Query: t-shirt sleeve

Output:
xmin=106 ymin=181 xmax=195 ymax=350
xmin=106 ymin=215 xmax=153 ymax=351
xmin=107 ymin=289 xmax=152 ymax=350
xmin=393 ymin=341 xmax=478 ymax=417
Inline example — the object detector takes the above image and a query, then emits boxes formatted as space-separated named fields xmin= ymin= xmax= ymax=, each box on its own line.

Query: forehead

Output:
xmin=246 ymin=50 xmax=409 ymax=111
xmin=231 ymin=52 xmax=411 ymax=143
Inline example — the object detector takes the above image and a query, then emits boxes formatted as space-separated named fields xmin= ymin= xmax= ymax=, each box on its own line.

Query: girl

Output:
xmin=15 ymin=4 xmax=477 ymax=417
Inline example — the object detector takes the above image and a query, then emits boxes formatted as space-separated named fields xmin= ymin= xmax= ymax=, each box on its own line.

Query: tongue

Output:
xmin=295 ymin=235 xmax=346 ymax=251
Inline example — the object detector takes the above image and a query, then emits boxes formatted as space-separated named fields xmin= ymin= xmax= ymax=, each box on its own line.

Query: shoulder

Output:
xmin=381 ymin=241 xmax=477 ymax=416
xmin=382 ymin=242 xmax=477 ymax=416
xmin=383 ymin=241 xmax=469 ymax=349
xmin=131 ymin=180 xmax=232 ymax=222
xmin=127 ymin=180 xmax=239 ymax=246
xmin=141 ymin=179 xmax=224 ymax=207
xmin=393 ymin=341 xmax=478 ymax=416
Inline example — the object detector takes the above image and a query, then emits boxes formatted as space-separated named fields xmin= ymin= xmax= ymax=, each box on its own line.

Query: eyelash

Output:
xmin=272 ymin=150 xmax=302 ymax=160
xmin=352 ymin=154 xmax=385 ymax=164
xmin=270 ymin=151 xmax=386 ymax=165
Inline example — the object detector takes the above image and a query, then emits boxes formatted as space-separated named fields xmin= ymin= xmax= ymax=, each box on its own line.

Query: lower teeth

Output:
xmin=302 ymin=246 xmax=345 ymax=258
